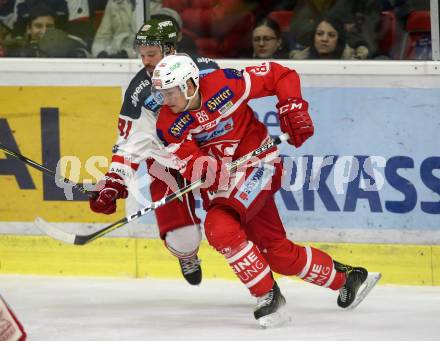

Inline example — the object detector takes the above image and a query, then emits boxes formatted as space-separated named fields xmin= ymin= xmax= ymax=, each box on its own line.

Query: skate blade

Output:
xmin=347 ymin=272 xmax=382 ymax=310
xmin=257 ymin=305 xmax=292 ymax=329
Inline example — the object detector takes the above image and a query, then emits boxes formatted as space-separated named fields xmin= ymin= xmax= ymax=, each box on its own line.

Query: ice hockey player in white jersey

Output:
xmin=89 ymin=18 xmax=219 ymax=285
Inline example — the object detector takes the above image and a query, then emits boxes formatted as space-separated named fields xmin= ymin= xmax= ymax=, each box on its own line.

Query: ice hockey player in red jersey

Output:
xmin=0 ymin=294 xmax=26 ymax=340
xmin=88 ymin=18 xmax=219 ymax=286
xmin=153 ymin=54 xmax=381 ymax=327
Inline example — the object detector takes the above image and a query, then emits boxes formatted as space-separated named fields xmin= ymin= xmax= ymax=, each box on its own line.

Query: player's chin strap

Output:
xmin=182 ymin=79 xmax=199 ymax=112
xmin=35 ymin=133 xmax=290 ymax=246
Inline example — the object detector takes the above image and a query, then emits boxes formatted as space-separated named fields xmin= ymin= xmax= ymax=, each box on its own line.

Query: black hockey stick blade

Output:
xmin=35 ymin=133 xmax=290 ymax=245
xmin=0 ymin=142 xmax=95 ymax=197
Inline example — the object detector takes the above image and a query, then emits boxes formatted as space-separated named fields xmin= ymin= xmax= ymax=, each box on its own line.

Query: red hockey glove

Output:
xmin=89 ymin=173 xmax=128 ymax=214
xmin=277 ymin=98 xmax=314 ymax=147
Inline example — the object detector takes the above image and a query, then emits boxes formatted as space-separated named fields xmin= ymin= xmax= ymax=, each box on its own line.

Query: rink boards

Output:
xmin=0 ymin=59 xmax=439 ymax=285
xmin=0 ymin=235 xmax=439 ymax=286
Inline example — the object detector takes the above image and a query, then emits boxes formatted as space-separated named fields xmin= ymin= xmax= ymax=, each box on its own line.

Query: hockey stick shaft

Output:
xmin=0 ymin=142 xmax=94 ymax=197
xmin=37 ymin=133 xmax=290 ymax=245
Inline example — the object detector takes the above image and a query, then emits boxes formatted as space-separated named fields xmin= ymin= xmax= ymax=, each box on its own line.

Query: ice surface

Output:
xmin=1 ymin=275 xmax=439 ymax=341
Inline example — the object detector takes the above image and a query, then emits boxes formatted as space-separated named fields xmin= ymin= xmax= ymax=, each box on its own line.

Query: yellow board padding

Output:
xmin=0 ymin=235 xmax=439 ymax=286
xmin=0 ymin=86 xmax=124 ymax=222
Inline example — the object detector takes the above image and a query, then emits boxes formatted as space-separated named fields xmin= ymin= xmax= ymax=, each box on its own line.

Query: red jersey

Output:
xmin=156 ymin=61 xmax=304 ymax=180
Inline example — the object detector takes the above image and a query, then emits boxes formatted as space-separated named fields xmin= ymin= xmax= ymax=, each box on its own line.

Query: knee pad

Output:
xmin=165 ymin=224 xmax=202 ymax=259
xmin=204 ymin=205 xmax=246 ymax=253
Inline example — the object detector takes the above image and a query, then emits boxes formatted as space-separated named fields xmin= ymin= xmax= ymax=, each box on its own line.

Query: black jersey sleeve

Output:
xmin=120 ymin=68 xmax=152 ymax=119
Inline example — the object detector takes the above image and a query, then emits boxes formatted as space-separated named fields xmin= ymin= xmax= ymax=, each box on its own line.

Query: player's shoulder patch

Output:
xmin=144 ymin=94 xmax=160 ymax=112
xmin=168 ymin=111 xmax=194 ymax=138
xmin=223 ymin=68 xmax=243 ymax=79
xmin=204 ymin=86 xmax=234 ymax=113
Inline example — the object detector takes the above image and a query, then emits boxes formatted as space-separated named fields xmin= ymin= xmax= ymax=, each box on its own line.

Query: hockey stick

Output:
xmin=35 ymin=133 xmax=290 ymax=245
xmin=0 ymin=142 xmax=94 ymax=197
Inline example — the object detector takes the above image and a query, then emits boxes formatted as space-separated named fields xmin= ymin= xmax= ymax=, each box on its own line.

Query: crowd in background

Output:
xmin=0 ymin=0 xmax=434 ymax=59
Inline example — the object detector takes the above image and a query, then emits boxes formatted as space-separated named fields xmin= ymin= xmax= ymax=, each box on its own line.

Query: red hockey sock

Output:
xmin=296 ymin=246 xmax=346 ymax=290
xmin=226 ymin=241 xmax=274 ymax=297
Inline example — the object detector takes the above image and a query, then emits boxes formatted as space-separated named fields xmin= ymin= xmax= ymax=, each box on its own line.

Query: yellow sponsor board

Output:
xmin=0 ymin=86 xmax=124 ymax=222
xmin=0 ymin=235 xmax=439 ymax=286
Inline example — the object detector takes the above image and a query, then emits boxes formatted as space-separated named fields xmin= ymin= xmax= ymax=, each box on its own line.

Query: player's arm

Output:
xmin=243 ymin=62 xmax=314 ymax=147
xmin=90 ymin=80 xmax=159 ymax=214
xmin=156 ymin=117 xmax=224 ymax=191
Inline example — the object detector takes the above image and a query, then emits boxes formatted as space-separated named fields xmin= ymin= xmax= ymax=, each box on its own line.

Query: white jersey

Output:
xmin=109 ymin=106 xmax=177 ymax=182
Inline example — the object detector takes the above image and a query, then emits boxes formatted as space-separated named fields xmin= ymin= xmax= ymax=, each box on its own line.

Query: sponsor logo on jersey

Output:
xmin=201 ymin=120 xmax=217 ymax=130
xmin=223 ymin=68 xmax=242 ymax=79
xmin=131 ymin=79 xmax=150 ymax=107
xmin=144 ymin=94 xmax=160 ymax=112
xmin=169 ymin=112 xmax=194 ymax=138
xmin=205 ymin=86 xmax=234 ymax=112
xmin=197 ymin=56 xmax=215 ymax=65
xmin=194 ymin=118 xmax=233 ymax=143
xmin=235 ymin=165 xmax=274 ymax=206
xmin=218 ymin=100 xmax=233 ymax=115
xmin=238 ymin=167 xmax=265 ymax=201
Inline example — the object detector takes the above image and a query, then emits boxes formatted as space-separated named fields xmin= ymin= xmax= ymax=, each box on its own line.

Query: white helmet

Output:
xmin=152 ymin=54 xmax=200 ymax=101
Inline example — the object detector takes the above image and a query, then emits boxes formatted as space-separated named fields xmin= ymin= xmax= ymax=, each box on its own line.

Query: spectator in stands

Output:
xmin=152 ymin=7 xmax=198 ymax=56
xmin=245 ymin=17 xmax=289 ymax=59
xmin=0 ymin=0 xmax=17 ymax=33
xmin=12 ymin=0 xmax=68 ymax=38
xmin=92 ymin=0 xmax=137 ymax=58
xmin=6 ymin=3 xmax=55 ymax=56
xmin=64 ymin=0 xmax=93 ymax=48
xmin=290 ymin=16 xmax=358 ymax=60
xmin=6 ymin=3 xmax=88 ymax=57
xmin=0 ymin=21 xmax=9 ymax=56
xmin=289 ymin=0 xmax=381 ymax=58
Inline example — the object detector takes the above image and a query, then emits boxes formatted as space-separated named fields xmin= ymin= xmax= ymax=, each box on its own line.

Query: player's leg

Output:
xmin=246 ymin=196 xmax=379 ymax=309
xmin=204 ymin=162 xmax=290 ymax=327
xmin=148 ymin=162 xmax=202 ymax=285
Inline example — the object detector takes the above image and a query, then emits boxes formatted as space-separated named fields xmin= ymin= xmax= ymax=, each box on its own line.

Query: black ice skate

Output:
xmin=254 ymin=282 xmax=291 ymax=328
xmin=178 ymin=255 xmax=202 ymax=285
xmin=334 ymin=261 xmax=382 ymax=310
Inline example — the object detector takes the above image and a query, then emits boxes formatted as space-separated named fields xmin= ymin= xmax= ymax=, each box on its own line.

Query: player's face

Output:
xmin=27 ymin=16 xmax=55 ymax=41
xmin=314 ymin=21 xmax=338 ymax=56
xmin=252 ymin=25 xmax=281 ymax=59
xmin=159 ymin=86 xmax=187 ymax=113
xmin=138 ymin=45 xmax=163 ymax=73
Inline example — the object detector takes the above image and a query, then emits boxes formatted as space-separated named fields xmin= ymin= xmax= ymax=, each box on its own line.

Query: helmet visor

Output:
xmin=152 ymin=85 xmax=182 ymax=105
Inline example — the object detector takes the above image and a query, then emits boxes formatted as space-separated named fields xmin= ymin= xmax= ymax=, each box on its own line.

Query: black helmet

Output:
xmin=135 ymin=18 xmax=178 ymax=54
